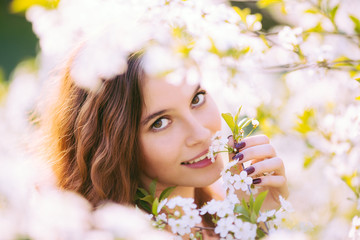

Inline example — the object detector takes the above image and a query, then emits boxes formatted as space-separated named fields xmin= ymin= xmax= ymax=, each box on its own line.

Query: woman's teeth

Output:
xmin=181 ymin=154 xmax=207 ymax=165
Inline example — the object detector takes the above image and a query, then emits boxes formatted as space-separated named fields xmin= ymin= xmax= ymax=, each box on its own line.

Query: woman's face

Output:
xmin=139 ymin=76 xmax=224 ymax=191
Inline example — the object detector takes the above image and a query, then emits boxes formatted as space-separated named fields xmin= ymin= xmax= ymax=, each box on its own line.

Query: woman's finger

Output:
xmin=244 ymin=157 xmax=285 ymax=177
xmin=228 ymin=134 xmax=270 ymax=150
xmin=233 ymin=143 xmax=276 ymax=164
xmin=228 ymin=135 xmax=271 ymax=164
xmin=252 ymin=175 xmax=286 ymax=188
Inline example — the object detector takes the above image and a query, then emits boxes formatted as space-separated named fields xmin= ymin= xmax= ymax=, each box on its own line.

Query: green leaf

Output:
xmin=233 ymin=7 xmax=251 ymax=23
xmin=259 ymin=34 xmax=271 ymax=48
xmin=149 ymin=179 xmax=157 ymax=197
xmin=239 ymin=118 xmax=252 ymax=130
xmin=294 ymin=109 xmax=315 ymax=134
xmin=350 ymin=15 xmax=360 ymax=34
xmin=257 ymin=0 xmax=283 ymax=9
xmin=152 ymin=198 xmax=159 ymax=216
xmin=249 ymin=194 xmax=254 ymax=211
xmin=256 ymin=228 xmax=266 ymax=238
xmin=10 ymin=0 xmax=59 ymax=13
xmin=234 ymin=106 xmax=243 ymax=126
xmin=341 ymin=171 xmax=358 ymax=196
xmin=304 ymin=8 xmax=319 ymax=14
xmin=137 ymin=200 xmax=151 ymax=213
xmin=242 ymin=198 xmax=249 ymax=211
xmin=305 ymin=22 xmax=323 ymax=34
xmin=237 ymin=118 xmax=248 ymax=129
xmin=303 ymin=150 xmax=320 ymax=168
xmin=333 ymin=56 xmax=353 ymax=67
xmin=138 ymin=187 xmax=149 ymax=197
xmin=303 ymin=155 xmax=314 ymax=168
xmin=237 ymin=214 xmax=251 ymax=222
xmin=221 ymin=113 xmax=235 ymax=132
xmin=330 ymin=4 xmax=339 ymax=22
xmin=254 ymin=191 xmax=268 ymax=214
xmin=195 ymin=231 xmax=203 ymax=240
xmin=159 ymin=186 xmax=176 ymax=201
xmin=140 ymin=195 xmax=154 ymax=205
xmin=234 ymin=204 xmax=250 ymax=218
xmin=280 ymin=2 xmax=287 ymax=14
xmin=250 ymin=209 xmax=257 ymax=223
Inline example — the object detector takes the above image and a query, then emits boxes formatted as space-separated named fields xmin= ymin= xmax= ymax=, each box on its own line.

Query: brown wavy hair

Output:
xmin=40 ymin=53 xmax=216 ymax=227
xmin=39 ymin=53 xmax=144 ymax=206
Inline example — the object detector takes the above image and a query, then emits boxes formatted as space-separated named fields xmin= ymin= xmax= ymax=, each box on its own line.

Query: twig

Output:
xmin=241 ymin=162 xmax=270 ymax=234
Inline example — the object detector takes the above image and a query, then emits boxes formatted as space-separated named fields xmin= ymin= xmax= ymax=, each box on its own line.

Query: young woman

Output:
xmin=41 ymin=53 xmax=288 ymax=238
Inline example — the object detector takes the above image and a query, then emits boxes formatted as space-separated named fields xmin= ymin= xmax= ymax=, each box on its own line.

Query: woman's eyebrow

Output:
xmin=141 ymin=110 xmax=168 ymax=126
xmin=141 ymin=84 xmax=201 ymax=126
xmin=193 ymin=84 xmax=201 ymax=96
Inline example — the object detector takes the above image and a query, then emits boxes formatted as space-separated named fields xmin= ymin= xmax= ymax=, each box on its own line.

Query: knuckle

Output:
xmin=278 ymin=175 xmax=286 ymax=185
xmin=259 ymin=134 xmax=270 ymax=144
xmin=265 ymin=144 xmax=276 ymax=156
xmin=274 ymin=157 xmax=284 ymax=167
xmin=242 ymin=147 xmax=253 ymax=159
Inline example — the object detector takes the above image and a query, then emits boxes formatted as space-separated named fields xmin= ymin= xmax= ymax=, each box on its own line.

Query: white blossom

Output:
xmin=166 ymin=197 xmax=197 ymax=211
xmin=208 ymin=131 xmax=227 ymax=163
xmin=182 ymin=209 xmax=202 ymax=226
xmin=215 ymin=216 xmax=235 ymax=238
xmin=168 ymin=218 xmax=191 ymax=236
xmin=278 ymin=26 xmax=303 ymax=50
xmin=246 ymin=14 xmax=262 ymax=31
xmin=156 ymin=213 xmax=167 ymax=223
xmin=157 ymin=198 xmax=168 ymax=214
xmin=233 ymin=171 xmax=253 ymax=192
xmin=251 ymin=119 xmax=259 ymax=128
xmin=257 ymin=209 xmax=276 ymax=223
xmin=279 ymin=195 xmax=294 ymax=213
xmin=233 ymin=218 xmax=257 ymax=240
xmin=221 ymin=160 xmax=239 ymax=175
xmin=199 ymin=199 xmax=222 ymax=215
xmin=349 ymin=216 xmax=360 ymax=240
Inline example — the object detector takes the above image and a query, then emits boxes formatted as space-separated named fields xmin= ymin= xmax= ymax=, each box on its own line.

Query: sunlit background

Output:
xmin=1 ymin=0 xmax=360 ymax=239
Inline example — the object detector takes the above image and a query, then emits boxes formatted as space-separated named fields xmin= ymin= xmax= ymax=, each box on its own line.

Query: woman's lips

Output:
xmin=181 ymin=151 xmax=215 ymax=169
xmin=181 ymin=157 xmax=213 ymax=168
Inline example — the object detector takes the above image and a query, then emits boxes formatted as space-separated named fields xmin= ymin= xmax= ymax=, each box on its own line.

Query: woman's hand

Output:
xmin=228 ymin=134 xmax=289 ymax=210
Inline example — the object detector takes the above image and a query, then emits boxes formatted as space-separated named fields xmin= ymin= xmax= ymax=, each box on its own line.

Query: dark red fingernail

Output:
xmin=244 ymin=166 xmax=255 ymax=175
xmin=235 ymin=141 xmax=246 ymax=150
xmin=227 ymin=135 xmax=233 ymax=139
xmin=232 ymin=152 xmax=244 ymax=160
xmin=253 ymin=178 xmax=261 ymax=184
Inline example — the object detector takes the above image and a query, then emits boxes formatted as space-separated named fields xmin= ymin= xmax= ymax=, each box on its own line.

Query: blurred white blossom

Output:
xmin=349 ymin=216 xmax=360 ymax=240
xmin=278 ymin=26 xmax=303 ymax=51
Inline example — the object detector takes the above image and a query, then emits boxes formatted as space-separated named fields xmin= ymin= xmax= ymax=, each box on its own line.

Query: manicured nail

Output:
xmin=235 ymin=141 xmax=246 ymax=150
xmin=227 ymin=135 xmax=233 ymax=139
xmin=244 ymin=166 xmax=255 ymax=175
xmin=232 ymin=152 xmax=244 ymax=161
xmin=253 ymin=178 xmax=261 ymax=184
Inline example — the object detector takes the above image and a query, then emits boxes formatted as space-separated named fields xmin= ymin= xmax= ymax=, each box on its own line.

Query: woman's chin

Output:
xmin=189 ymin=157 xmax=224 ymax=187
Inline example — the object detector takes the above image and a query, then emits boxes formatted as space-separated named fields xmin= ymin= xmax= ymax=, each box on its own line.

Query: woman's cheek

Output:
xmin=141 ymin=128 xmax=182 ymax=168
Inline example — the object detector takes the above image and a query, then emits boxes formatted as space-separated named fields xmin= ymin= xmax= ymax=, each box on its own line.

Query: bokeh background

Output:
xmin=1 ymin=0 xmax=360 ymax=239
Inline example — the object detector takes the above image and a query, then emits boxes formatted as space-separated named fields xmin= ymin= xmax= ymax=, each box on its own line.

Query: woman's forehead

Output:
xmin=141 ymin=76 xmax=199 ymax=112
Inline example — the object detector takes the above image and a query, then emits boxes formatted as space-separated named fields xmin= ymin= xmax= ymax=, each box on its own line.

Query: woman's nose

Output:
xmin=184 ymin=113 xmax=211 ymax=147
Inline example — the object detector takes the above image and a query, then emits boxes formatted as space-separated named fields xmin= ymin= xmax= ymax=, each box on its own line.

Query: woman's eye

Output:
xmin=151 ymin=118 xmax=170 ymax=131
xmin=191 ymin=91 xmax=206 ymax=107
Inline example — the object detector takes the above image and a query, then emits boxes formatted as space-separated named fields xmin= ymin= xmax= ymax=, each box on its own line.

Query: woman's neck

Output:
xmin=156 ymin=185 xmax=195 ymax=199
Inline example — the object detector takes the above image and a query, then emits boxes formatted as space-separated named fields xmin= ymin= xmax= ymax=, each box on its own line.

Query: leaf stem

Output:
xmin=241 ymin=162 xmax=270 ymax=234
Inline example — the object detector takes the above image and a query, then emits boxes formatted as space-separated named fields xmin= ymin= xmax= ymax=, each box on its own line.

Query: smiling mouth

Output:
xmin=181 ymin=153 xmax=208 ymax=165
